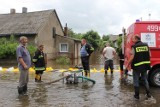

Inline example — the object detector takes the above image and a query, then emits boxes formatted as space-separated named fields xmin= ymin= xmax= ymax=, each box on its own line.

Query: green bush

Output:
xmin=0 ymin=35 xmax=36 ymax=59
xmin=0 ymin=36 xmax=18 ymax=58
xmin=55 ymin=56 xmax=70 ymax=65
xmin=27 ymin=44 xmax=36 ymax=57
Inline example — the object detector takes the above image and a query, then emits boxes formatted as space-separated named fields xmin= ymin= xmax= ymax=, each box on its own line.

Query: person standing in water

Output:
xmin=16 ymin=36 xmax=31 ymax=95
xmin=80 ymin=39 xmax=94 ymax=77
xmin=33 ymin=45 xmax=47 ymax=82
xmin=103 ymin=42 xmax=116 ymax=75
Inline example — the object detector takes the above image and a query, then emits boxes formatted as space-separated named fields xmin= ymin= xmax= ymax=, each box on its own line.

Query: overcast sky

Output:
xmin=0 ymin=0 xmax=160 ymax=36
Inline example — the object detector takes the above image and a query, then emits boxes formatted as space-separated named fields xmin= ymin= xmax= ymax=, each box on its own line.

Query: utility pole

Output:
xmin=122 ymin=27 xmax=125 ymax=54
xmin=148 ymin=13 xmax=151 ymax=21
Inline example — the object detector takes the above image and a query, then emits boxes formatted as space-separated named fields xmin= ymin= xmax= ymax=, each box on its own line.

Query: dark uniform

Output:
xmin=118 ymin=49 xmax=124 ymax=72
xmin=118 ymin=48 xmax=125 ymax=78
xmin=33 ymin=49 xmax=46 ymax=82
xmin=131 ymin=41 xmax=151 ymax=99
xmin=80 ymin=43 xmax=94 ymax=77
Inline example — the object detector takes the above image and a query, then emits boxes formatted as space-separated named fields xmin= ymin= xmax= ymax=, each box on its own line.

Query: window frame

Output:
xmin=59 ymin=43 xmax=69 ymax=52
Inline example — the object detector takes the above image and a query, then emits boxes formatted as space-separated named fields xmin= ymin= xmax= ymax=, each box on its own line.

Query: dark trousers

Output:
xmin=104 ymin=60 xmax=113 ymax=71
xmin=35 ymin=70 xmax=44 ymax=75
xmin=119 ymin=60 xmax=124 ymax=71
xmin=133 ymin=69 xmax=150 ymax=95
xmin=81 ymin=56 xmax=90 ymax=72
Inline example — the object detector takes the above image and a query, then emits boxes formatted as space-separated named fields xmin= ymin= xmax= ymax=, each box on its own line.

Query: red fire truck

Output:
xmin=124 ymin=21 xmax=160 ymax=87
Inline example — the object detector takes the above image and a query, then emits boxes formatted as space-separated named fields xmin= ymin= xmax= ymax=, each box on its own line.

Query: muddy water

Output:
xmin=0 ymin=53 xmax=159 ymax=107
xmin=0 ymin=71 xmax=159 ymax=107
xmin=47 ymin=52 xmax=119 ymax=69
xmin=0 ymin=51 xmax=117 ymax=69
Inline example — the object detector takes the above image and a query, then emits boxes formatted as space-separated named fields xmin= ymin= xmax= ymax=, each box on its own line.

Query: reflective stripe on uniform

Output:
xmin=34 ymin=67 xmax=45 ymax=70
xmin=134 ymin=61 xmax=150 ymax=66
xmin=90 ymin=47 xmax=94 ymax=51
xmin=32 ymin=59 xmax=37 ymax=62
xmin=136 ymin=46 xmax=148 ymax=52
xmin=38 ymin=55 xmax=43 ymax=58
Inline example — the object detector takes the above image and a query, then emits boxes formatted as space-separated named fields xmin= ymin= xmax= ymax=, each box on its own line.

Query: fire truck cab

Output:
xmin=125 ymin=21 xmax=160 ymax=87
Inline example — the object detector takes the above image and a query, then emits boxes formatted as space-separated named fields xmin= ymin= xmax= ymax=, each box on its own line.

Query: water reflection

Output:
xmin=104 ymin=75 xmax=114 ymax=90
xmin=0 ymin=72 xmax=159 ymax=106
xmin=47 ymin=53 xmax=119 ymax=70
xmin=31 ymin=84 xmax=47 ymax=105
xmin=17 ymin=95 xmax=30 ymax=107
xmin=0 ymin=51 xmax=160 ymax=107
xmin=0 ymin=51 xmax=119 ymax=70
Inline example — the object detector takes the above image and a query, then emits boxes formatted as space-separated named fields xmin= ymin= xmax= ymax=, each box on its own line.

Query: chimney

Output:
xmin=22 ymin=7 xmax=27 ymax=13
xmin=64 ymin=23 xmax=68 ymax=36
xmin=10 ymin=9 xmax=16 ymax=14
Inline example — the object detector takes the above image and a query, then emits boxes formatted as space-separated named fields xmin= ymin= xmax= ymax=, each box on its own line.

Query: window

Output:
xmin=60 ymin=43 xmax=68 ymax=52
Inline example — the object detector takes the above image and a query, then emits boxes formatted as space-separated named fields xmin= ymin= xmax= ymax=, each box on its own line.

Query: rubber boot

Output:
xmin=35 ymin=74 xmax=41 ymax=82
xmin=23 ymin=84 xmax=28 ymax=95
xmin=39 ymin=74 xmax=43 ymax=82
xmin=87 ymin=72 xmax=90 ymax=78
xmin=134 ymin=86 xmax=140 ymax=100
xmin=17 ymin=86 xmax=23 ymax=95
xmin=105 ymin=70 xmax=107 ymax=75
xmin=35 ymin=74 xmax=40 ymax=82
xmin=144 ymin=85 xmax=151 ymax=98
xmin=35 ymin=74 xmax=38 ymax=82
xmin=120 ymin=70 xmax=123 ymax=79
xmin=84 ymin=71 xmax=87 ymax=77
xmin=111 ymin=70 xmax=113 ymax=75
xmin=23 ymin=84 xmax=27 ymax=93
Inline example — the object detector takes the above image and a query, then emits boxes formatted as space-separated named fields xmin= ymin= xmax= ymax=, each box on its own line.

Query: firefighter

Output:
xmin=33 ymin=45 xmax=47 ymax=82
xmin=118 ymin=47 xmax=124 ymax=78
xmin=126 ymin=35 xmax=151 ymax=100
xmin=80 ymin=39 xmax=94 ymax=77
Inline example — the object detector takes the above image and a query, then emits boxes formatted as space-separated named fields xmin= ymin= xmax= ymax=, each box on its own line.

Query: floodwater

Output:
xmin=0 ymin=53 xmax=159 ymax=107
xmin=0 ymin=71 xmax=159 ymax=107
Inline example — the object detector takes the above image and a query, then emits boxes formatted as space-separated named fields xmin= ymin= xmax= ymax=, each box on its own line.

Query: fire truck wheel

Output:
xmin=150 ymin=68 xmax=160 ymax=87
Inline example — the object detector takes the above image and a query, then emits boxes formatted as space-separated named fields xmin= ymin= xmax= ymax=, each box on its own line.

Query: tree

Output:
xmin=100 ymin=35 xmax=115 ymax=50
xmin=82 ymin=30 xmax=100 ymax=50
xmin=68 ymin=28 xmax=83 ymax=39
xmin=102 ymin=35 xmax=110 ymax=41
xmin=116 ymin=36 xmax=123 ymax=54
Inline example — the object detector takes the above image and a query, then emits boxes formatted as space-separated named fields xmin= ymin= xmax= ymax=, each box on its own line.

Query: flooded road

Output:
xmin=0 ymin=53 xmax=159 ymax=107
xmin=0 ymin=71 xmax=159 ymax=107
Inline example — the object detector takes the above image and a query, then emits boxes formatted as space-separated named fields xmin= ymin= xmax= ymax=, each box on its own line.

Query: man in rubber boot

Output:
xmin=16 ymin=36 xmax=31 ymax=95
xmin=118 ymin=46 xmax=124 ymax=79
xmin=80 ymin=39 xmax=94 ymax=77
xmin=33 ymin=45 xmax=47 ymax=82
xmin=103 ymin=42 xmax=116 ymax=75
xmin=126 ymin=35 xmax=151 ymax=100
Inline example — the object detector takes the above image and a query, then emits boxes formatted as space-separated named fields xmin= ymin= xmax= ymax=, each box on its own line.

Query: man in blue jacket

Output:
xmin=80 ymin=39 xmax=94 ymax=77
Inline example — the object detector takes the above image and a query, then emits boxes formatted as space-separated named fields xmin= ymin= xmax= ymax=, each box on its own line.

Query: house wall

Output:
xmin=37 ymin=11 xmax=64 ymax=59
xmin=74 ymin=42 xmax=81 ymax=58
xmin=55 ymin=36 xmax=75 ymax=58
xmin=54 ymin=36 xmax=81 ymax=59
